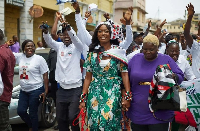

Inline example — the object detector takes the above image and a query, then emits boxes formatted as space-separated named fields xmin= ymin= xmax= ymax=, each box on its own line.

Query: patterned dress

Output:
xmin=84 ymin=52 xmax=128 ymax=131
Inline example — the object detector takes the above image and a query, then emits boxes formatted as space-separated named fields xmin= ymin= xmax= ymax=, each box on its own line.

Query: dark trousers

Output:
xmin=131 ymin=122 xmax=170 ymax=131
xmin=49 ymin=81 xmax=58 ymax=105
xmin=0 ymin=101 xmax=12 ymax=131
xmin=17 ymin=86 xmax=44 ymax=131
xmin=56 ymin=86 xmax=82 ymax=131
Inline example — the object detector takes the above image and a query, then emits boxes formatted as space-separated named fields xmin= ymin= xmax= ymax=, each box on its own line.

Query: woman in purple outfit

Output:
xmin=128 ymin=34 xmax=184 ymax=131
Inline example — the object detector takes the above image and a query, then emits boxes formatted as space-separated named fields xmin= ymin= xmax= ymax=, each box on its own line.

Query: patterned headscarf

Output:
xmin=96 ymin=19 xmax=124 ymax=41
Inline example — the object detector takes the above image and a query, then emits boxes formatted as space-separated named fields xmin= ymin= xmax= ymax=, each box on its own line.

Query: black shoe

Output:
xmin=53 ymin=125 xmax=58 ymax=130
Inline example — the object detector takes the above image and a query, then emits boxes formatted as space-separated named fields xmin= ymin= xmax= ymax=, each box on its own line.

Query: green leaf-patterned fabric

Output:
xmin=84 ymin=52 xmax=128 ymax=131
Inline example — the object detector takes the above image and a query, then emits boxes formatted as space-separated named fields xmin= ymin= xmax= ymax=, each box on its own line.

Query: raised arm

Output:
xmin=72 ymin=2 xmax=92 ymax=46
xmin=119 ymin=7 xmax=133 ymax=50
xmin=154 ymin=19 xmax=167 ymax=37
xmin=184 ymin=3 xmax=195 ymax=48
xmin=67 ymin=27 xmax=84 ymax=53
xmin=51 ymin=12 xmax=62 ymax=41
xmin=42 ymin=26 xmax=60 ymax=51
xmin=82 ymin=11 xmax=91 ymax=26
xmin=143 ymin=20 xmax=151 ymax=38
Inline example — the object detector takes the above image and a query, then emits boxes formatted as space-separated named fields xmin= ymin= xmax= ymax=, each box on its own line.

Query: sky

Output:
xmin=146 ymin=0 xmax=200 ymax=22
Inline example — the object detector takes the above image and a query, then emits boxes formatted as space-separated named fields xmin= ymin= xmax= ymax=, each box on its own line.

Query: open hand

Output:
xmin=85 ymin=11 xmax=91 ymax=18
xmin=103 ymin=13 xmax=110 ymax=20
xmin=186 ymin=3 xmax=195 ymax=16
xmin=123 ymin=6 xmax=133 ymax=21
xmin=71 ymin=2 xmax=80 ymax=12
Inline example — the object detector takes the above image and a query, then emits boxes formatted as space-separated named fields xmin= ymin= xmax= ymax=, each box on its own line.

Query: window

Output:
xmin=137 ymin=11 xmax=140 ymax=21
xmin=174 ymin=26 xmax=175 ymax=29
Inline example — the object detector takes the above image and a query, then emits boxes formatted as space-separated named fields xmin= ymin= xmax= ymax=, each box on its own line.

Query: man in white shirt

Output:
xmin=36 ymin=41 xmax=45 ymax=50
xmin=42 ymin=22 xmax=83 ymax=131
xmin=184 ymin=3 xmax=200 ymax=78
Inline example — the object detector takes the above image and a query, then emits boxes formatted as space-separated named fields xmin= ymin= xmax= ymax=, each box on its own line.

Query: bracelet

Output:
xmin=124 ymin=91 xmax=132 ymax=101
xmin=79 ymin=93 xmax=87 ymax=103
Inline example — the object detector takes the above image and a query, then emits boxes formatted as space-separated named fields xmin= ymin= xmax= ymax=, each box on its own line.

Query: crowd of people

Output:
xmin=0 ymin=1 xmax=200 ymax=131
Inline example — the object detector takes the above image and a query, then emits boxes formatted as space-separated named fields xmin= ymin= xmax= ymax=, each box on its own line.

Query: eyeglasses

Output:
xmin=97 ymin=30 xmax=110 ymax=34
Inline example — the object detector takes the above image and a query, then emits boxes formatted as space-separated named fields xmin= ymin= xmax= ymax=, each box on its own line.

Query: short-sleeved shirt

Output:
xmin=10 ymin=42 xmax=20 ymax=53
xmin=14 ymin=53 xmax=49 ymax=92
xmin=0 ymin=44 xmax=16 ymax=103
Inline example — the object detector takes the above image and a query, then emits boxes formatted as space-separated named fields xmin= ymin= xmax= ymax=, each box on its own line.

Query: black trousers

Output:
xmin=49 ymin=81 xmax=58 ymax=104
xmin=131 ymin=122 xmax=170 ymax=131
xmin=0 ymin=101 xmax=12 ymax=131
xmin=56 ymin=86 xmax=82 ymax=131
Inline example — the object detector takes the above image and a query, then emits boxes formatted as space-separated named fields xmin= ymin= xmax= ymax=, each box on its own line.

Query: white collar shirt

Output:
xmin=191 ymin=40 xmax=200 ymax=78
xmin=43 ymin=29 xmax=84 ymax=89
xmin=176 ymin=55 xmax=196 ymax=80
xmin=158 ymin=43 xmax=166 ymax=54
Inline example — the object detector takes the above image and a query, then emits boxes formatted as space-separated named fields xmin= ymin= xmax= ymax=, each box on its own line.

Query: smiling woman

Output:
xmin=12 ymin=39 xmax=49 ymax=131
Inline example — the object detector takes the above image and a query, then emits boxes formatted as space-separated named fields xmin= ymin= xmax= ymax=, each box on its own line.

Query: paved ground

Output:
xmin=11 ymin=123 xmax=57 ymax=131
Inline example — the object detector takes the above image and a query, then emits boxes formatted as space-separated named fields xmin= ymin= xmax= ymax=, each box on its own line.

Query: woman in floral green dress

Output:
xmin=79 ymin=8 xmax=133 ymax=131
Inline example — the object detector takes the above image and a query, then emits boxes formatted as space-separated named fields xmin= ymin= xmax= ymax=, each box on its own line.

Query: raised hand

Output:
xmin=120 ymin=18 xmax=126 ymax=25
xmin=85 ymin=11 xmax=91 ymax=18
xmin=38 ymin=21 xmax=49 ymax=34
xmin=159 ymin=19 xmax=167 ymax=28
xmin=71 ymin=2 xmax=80 ymax=12
xmin=186 ymin=3 xmax=195 ymax=16
xmin=123 ymin=6 xmax=133 ymax=21
xmin=6 ymin=39 xmax=14 ymax=46
xmin=148 ymin=20 xmax=152 ymax=28
xmin=56 ymin=12 xmax=62 ymax=19
xmin=103 ymin=13 xmax=110 ymax=20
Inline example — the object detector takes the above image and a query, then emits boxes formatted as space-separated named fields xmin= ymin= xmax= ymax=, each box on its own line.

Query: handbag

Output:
xmin=148 ymin=64 xmax=187 ymax=112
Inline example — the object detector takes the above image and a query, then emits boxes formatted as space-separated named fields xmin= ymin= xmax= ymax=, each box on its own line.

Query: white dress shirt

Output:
xmin=191 ymin=40 xmax=200 ymax=78
xmin=0 ymin=72 xmax=3 ymax=96
xmin=176 ymin=55 xmax=196 ymax=80
xmin=43 ymin=29 xmax=84 ymax=89
xmin=158 ymin=43 xmax=166 ymax=54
